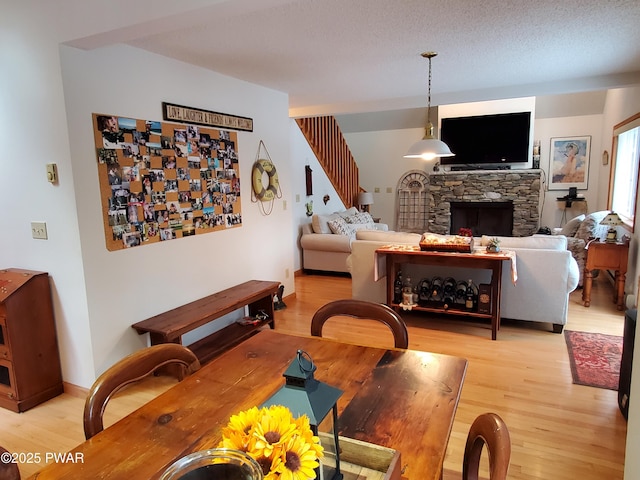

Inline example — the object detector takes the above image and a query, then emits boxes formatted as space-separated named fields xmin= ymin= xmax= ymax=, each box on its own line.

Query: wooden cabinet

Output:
xmin=0 ymin=268 xmax=63 ymax=412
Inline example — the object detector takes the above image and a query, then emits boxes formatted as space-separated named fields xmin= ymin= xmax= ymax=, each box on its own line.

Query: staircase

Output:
xmin=295 ymin=116 xmax=360 ymax=208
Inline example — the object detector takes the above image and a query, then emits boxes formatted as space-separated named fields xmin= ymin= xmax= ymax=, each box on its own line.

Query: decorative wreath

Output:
xmin=251 ymin=140 xmax=282 ymax=215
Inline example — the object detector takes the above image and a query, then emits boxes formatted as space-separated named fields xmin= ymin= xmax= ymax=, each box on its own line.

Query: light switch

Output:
xmin=46 ymin=163 xmax=58 ymax=183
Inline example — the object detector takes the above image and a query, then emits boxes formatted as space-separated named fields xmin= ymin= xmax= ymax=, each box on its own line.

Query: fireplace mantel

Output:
xmin=425 ymin=170 xmax=541 ymax=236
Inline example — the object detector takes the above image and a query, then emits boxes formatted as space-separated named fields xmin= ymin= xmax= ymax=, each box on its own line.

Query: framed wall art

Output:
xmin=93 ymin=113 xmax=242 ymax=251
xmin=549 ymin=136 xmax=591 ymax=190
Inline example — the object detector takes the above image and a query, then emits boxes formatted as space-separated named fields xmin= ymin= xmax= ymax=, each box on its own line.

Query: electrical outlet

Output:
xmin=285 ymin=268 xmax=290 ymax=279
xmin=31 ymin=221 xmax=48 ymax=240
xmin=295 ymin=194 xmax=300 ymax=203
xmin=283 ymin=200 xmax=287 ymax=210
xmin=386 ymin=187 xmax=393 ymax=193
xmin=374 ymin=187 xmax=380 ymax=193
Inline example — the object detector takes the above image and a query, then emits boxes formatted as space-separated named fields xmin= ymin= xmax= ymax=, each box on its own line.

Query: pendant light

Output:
xmin=404 ymin=52 xmax=455 ymax=160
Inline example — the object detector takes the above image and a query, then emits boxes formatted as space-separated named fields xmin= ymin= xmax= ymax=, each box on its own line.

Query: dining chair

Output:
xmin=83 ymin=343 xmax=201 ymax=439
xmin=0 ymin=446 xmax=21 ymax=480
xmin=310 ymin=299 xmax=409 ymax=349
xmin=462 ymin=412 xmax=511 ymax=480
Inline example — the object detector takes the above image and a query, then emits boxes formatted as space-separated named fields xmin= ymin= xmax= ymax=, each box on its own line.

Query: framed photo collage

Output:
xmin=93 ymin=113 xmax=242 ymax=251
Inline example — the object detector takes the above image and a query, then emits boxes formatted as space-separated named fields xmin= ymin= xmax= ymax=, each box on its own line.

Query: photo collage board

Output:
xmin=93 ymin=113 xmax=242 ymax=251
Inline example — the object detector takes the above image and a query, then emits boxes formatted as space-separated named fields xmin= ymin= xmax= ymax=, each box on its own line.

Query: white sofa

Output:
xmin=300 ymin=208 xmax=388 ymax=273
xmin=347 ymin=230 xmax=580 ymax=333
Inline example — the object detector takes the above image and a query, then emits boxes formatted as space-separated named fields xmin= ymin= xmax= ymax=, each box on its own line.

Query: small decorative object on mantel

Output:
xmin=486 ymin=237 xmax=501 ymax=253
xmin=262 ymin=350 xmax=344 ymax=480
xmin=251 ymin=140 xmax=282 ymax=215
xmin=305 ymin=200 xmax=313 ymax=217
xmin=323 ymin=194 xmax=330 ymax=205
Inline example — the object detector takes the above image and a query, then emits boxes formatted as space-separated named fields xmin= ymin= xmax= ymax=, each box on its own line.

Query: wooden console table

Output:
xmin=376 ymin=246 xmax=514 ymax=340
xmin=132 ymin=280 xmax=279 ymax=364
xmin=582 ymin=241 xmax=629 ymax=310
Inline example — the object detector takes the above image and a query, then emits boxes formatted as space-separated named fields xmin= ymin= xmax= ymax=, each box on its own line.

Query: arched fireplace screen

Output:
xmin=396 ymin=170 xmax=429 ymax=233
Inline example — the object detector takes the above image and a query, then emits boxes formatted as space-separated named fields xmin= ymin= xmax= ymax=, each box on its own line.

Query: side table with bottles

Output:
xmin=377 ymin=246 xmax=513 ymax=340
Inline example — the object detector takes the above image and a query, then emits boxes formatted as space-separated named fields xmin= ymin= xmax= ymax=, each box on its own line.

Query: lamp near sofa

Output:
xmin=600 ymin=212 xmax=623 ymax=243
xmin=357 ymin=192 xmax=374 ymax=213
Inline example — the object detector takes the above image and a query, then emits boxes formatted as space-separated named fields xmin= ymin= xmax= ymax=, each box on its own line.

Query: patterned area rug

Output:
xmin=564 ymin=330 xmax=622 ymax=390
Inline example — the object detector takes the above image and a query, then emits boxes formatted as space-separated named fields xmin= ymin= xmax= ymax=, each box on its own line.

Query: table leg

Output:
xmin=490 ymin=262 xmax=503 ymax=341
xmin=583 ymin=269 xmax=593 ymax=307
xmin=616 ymin=271 xmax=626 ymax=311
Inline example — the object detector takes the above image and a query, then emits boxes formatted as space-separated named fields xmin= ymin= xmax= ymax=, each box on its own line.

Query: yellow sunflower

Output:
xmin=294 ymin=415 xmax=324 ymax=458
xmin=219 ymin=405 xmax=261 ymax=451
xmin=252 ymin=405 xmax=297 ymax=459
xmin=273 ymin=435 xmax=320 ymax=480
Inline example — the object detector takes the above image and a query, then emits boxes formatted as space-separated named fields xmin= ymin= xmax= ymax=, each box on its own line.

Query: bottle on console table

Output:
xmin=431 ymin=276 xmax=443 ymax=304
xmin=394 ymin=271 xmax=403 ymax=304
xmin=442 ymin=277 xmax=457 ymax=310
xmin=465 ymin=279 xmax=477 ymax=311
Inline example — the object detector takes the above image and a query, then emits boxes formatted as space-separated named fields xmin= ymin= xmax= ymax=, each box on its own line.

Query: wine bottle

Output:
xmin=393 ymin=271 xmax=403 ymax=304
xmin=431 ymin=276 xmax=443 ymax=303
xmin=442 ymin=277 xmax=456 ymax=309
xmin=402 ymin=275 xmax=413 ymax=305
xmin=418 ymin=278 xmax=431 ymax=305
xmin=455 ymin=280 xmax=468 ymax=305
xmin=465 ymin=279 xmax=477 ymax=311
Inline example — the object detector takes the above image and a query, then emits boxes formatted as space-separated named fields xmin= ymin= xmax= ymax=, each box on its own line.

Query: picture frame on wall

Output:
xmin=549 ymin=136 xmax=591 ymax=190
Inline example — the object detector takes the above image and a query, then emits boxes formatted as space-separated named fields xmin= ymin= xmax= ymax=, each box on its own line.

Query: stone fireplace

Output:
xmin=426 ymin=170 xmax=541 ymax=236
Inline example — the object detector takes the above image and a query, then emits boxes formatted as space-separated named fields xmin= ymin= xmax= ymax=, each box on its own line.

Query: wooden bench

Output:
xmin=132 ymin=280 xmax=280 ymax=365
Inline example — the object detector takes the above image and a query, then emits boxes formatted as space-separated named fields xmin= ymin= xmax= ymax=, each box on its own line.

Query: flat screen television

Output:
xmin=440 ymin=112 xmax=531 ymax=166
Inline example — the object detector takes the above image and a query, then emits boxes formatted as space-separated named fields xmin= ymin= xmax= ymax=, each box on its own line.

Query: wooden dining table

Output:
xmin=28 ymin=330 xmax=467 ymax=480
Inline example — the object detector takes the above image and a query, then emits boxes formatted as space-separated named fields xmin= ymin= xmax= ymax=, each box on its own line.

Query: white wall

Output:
xmin=60 ymin=44 xmax=294 ymax=379
xmin=344 ymin=127 xmax=433 ymax=228
xmin=290 ymin=124 xmax=344 ymax=271
xmin=1 ymin=2 xmax=294 ymax=388
xmin=603 ymin=85 xmax=640 ymax=480
xmin=535 ymin=114 xmax=604 ymax=229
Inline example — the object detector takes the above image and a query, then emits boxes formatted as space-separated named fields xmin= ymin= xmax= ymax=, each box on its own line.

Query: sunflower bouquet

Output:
xmin=219 ymin=405 xmax=324 ymax=480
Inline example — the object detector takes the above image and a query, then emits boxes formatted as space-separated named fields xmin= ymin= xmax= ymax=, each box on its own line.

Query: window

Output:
xmin=609 ymin=113 xmax=640 ymax=230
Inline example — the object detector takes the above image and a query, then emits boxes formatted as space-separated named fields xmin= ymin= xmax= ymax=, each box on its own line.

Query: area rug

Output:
xmin=564 ymin=330 xmax=622 ymax=390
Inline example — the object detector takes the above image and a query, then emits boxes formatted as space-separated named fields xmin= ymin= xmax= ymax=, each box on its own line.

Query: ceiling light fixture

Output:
xmin=404 ymin=52 xmax=455 ymax=160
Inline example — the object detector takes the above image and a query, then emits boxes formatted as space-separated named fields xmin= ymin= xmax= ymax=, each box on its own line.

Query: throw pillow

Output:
xmin=311 ymin=213 xmax=340 ymax=234
xmin=336 ymin=207 xmax=359 ymax=218
xmin=560 ymin=214 xmax=585 ymax=237
xmin=344 ymin=212 xmax=375 ymax=226
xmin=328 ymin=217 xmax=355 ymax=238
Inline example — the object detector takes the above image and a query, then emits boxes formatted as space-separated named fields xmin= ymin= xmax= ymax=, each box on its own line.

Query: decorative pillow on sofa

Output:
xmin=574 ymin=211 xmax=609 ymax=242
xmin=559 ymin=214 xmax=585 ymax=237
xmin=344 ymin=212 xmax=375 ymax=227
xmin=311 ymin=207 xmax=360 ymax=234
xmin=329 ymin=217 xmax=376 ymax=239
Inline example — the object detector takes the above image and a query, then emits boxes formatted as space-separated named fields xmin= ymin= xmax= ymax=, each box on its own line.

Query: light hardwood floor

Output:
xmin=0 ymin=272 xmax=628 ymax=479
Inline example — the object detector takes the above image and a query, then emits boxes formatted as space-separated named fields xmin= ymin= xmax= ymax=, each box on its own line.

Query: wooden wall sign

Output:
xmin=93 ymin=113 xmax=242 ymax=251
xmin=162 ymin=102 xmax=253 ymax=132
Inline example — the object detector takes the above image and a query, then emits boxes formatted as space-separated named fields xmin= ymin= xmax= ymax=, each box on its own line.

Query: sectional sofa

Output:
xmin=347 ymin=230 xmax=580 ymax=333
xmin=300 ymin=208 xmax=389 ymax=273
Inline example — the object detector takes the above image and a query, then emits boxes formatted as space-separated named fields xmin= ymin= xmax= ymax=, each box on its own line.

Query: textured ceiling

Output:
xmin=70 ymin=0 xmax=640 ymax=119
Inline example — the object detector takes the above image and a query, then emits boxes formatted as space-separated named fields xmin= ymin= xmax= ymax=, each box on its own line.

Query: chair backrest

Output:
xmin=310 ymin=299 xmax=409 ymax=349
xmin=462 ymin=412 xmax=511 ymax=480
xmin=83 ymin=343 xmax=201 ymax=439
xmin=0 ymin=446 xmax=21 ymax=480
